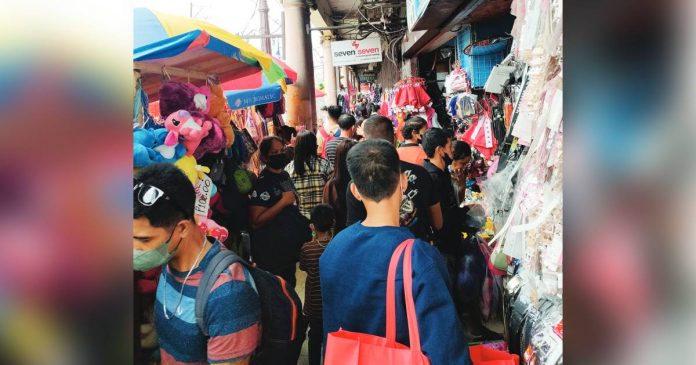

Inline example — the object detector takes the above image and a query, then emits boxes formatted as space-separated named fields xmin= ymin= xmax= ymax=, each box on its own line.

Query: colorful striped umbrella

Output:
xmin=134 ymin=8 xmax=287 ymax=99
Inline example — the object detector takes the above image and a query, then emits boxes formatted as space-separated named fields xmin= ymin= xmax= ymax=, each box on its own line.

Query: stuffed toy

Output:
xmin=188 ymin=84 xmax=211 ymax=114
xmin=208 ymin=82 xmax=235 ymax=147
xmin=159 ymin=81 xmax=196 ymax=118
xmin=134 ymin=128 xmax=186 ymax=167
xmin=192 ymin=112 xmax=226 ymax=160
xmin=174 ymin=155 xmax=211 ymax=185
xmin=196 ymin=215 xmax=229 ymax=242
xmin=164 ymin=110 xmax=212 ymax=155
xmin=152 ymin=128 xmax=186 ymax=161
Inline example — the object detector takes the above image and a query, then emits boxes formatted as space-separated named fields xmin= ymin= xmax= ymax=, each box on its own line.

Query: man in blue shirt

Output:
xmin=320 ymin=137 xmax=472 ymax=364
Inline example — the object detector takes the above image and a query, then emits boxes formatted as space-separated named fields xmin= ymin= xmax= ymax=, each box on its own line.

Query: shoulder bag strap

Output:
xmin=195 ymin=250 xmax=246 ymax=336
xmin=385 ymin=239 xmax=414 ymax=347
xmin=402 ymin=240 xmax=424 ymax=356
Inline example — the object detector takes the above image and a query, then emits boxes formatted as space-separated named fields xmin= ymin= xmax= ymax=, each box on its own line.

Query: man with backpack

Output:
xmin=317 ymin=105 xmax=343 ymax=158
xmin=320 ymin=140 xmax=472 ymax=364
xmin=134 ymin=163 xmax=304 ymax=365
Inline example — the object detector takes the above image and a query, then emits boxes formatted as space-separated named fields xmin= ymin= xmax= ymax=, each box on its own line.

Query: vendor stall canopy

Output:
xmin=222 ymin=57 xmax=296 ymax=110
xmin=134 ymin=7 xmax=287 ymax=99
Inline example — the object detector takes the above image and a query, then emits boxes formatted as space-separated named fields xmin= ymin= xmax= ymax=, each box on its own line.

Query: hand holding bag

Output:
xmin=324 ymin=239 xmax=431 ymax=365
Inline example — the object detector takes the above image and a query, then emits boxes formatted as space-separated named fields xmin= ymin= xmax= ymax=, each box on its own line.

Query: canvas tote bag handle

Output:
xmin=385 ymin=239 xmax=423 ymax=356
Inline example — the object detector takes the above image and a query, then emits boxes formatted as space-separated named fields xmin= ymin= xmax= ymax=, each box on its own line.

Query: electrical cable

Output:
xmin=240 ymin=0 xmax=260 ymax=35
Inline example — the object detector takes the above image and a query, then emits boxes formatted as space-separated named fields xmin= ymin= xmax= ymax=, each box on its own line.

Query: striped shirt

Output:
xmin=155 ymin=241 xmax=261 ymax=364
xmin=285 ymin=157 xmax=332 ymax=219
xmin=299 ymin=238 xmax=330 ymax=318
xmin=324 ymin=136 xmax=352 ymax=167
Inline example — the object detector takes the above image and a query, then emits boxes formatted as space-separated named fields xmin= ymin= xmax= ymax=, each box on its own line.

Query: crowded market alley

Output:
xmin=133 ymin=0 xmax=562 ymax=364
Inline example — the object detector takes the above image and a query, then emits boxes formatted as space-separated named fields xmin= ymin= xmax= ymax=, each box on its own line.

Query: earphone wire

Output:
xmin=163 ymin=237 xmax=209 ymax=319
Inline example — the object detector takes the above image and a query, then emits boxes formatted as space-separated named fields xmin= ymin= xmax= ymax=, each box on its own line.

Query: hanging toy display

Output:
xmin=164 ymin=110 xmax=213 ymax=155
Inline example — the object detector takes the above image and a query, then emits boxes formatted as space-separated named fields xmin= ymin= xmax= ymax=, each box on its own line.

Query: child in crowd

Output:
xmin=299 ymin=204 xmax=335 ymax=365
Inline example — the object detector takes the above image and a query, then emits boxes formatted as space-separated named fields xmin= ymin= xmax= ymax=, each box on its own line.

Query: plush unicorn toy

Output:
xmin=164 ymin=110 xmax=212 ymax=155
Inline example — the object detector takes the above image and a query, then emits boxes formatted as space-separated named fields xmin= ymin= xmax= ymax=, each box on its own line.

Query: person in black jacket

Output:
xmin=421 ymin=128 xmax=462 ymax=270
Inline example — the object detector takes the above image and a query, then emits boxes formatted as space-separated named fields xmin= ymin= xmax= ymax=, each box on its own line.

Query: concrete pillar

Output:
xmin=322 ymin=35 xmax=337 ymax=107
xmin=306 ymin=20 xmax=317 ymax=130
xmin=283 ymin=0 xmax=316 ymax=130
xmin=342 ymin=66 xmax=348 ymax=90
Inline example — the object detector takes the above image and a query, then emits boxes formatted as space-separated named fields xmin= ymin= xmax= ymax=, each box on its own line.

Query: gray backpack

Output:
xmin=195 ymin=250 xmax=306 ymax=365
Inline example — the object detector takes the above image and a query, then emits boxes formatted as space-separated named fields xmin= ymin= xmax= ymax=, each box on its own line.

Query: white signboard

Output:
xmin=331 ymin=37 xmax=382 ymax=67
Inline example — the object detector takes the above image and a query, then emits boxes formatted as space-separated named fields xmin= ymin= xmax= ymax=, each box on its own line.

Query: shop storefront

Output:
xmin=400 ymin=0 xmax=564 ymax=363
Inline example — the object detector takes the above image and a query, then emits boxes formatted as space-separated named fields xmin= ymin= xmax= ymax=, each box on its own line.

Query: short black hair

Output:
xmin=134 ymin=163 xmax=195 ymax=228
xmin=259 ymin=135 xmax=283 ymax=158
xmin=327 ymin=105 xmax=342 ymax=120
xmin=421 ymin=128 xmax=450 ymax=158
xmin=310 ymin=204 xmax=335 ymax=232
xmin=402 ymin=117 xmax=427 ymax=139
xmin=347 ymin=139 xmax=400 ymax=202
xmin=356 ymin=104 xmax=368 ymax=118
xmin=278 ymin=126 xmax=297 ymax=144
xmin=362 ymin=115 xmax=395 ymax=144
xmin=452 ymin=141 xmax=472 ymax=160
xmin=337 ymin=114 xmax=356 ymax=130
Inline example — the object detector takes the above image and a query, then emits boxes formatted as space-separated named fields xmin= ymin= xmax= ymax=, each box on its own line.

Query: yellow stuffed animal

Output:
xmin=174 ymin=155 xmax=210 ymax=185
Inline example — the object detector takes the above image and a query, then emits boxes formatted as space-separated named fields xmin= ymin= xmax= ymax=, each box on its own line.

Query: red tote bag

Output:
xmin=325 ymin=239 xmax=431 ymax=365
xmin=469 ymin=344 xmax=519 ymax=365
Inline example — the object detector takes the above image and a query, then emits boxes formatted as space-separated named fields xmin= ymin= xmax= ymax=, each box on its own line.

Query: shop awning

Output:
xmin=222 ymin=56 xmax=297 ymax=110
xmin=224 ymin=76 xmax=283 ymax=110
xmin=134 ymin=8 xmax=287 ymax=99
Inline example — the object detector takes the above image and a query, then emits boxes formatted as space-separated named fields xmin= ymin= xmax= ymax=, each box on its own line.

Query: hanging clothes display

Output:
xmin=392 ymin=77 xmax=431 ymax=113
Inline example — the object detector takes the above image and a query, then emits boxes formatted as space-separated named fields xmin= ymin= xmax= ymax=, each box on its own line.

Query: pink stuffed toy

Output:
xmin=196 ymin=215 xmax=229 ymax=242
xmin=164 ymin=110 xmax=212 ymax=155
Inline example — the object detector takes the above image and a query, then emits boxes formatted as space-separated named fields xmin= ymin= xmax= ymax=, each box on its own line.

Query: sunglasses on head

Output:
xmin=133 ymin=179 xmax=189 ymax=215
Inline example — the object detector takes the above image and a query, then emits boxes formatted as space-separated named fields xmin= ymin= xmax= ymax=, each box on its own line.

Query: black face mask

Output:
xmin=443 ymin=153 xmax=453 ymax=167
xmin=266 ymin=153 xmax=291 ymax=170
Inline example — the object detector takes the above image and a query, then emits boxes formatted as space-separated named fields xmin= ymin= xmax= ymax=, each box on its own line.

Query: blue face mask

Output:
xmin=133 ymin=229 xmax=181 ymax=271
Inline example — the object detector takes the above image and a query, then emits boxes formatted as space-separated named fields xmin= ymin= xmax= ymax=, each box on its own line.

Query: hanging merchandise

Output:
xmin=133 ymin=74 xmax=157 ymax=128
xmin=208 ymin=81 xmax=236 ymax=148
xmin=464 ymin=37 xmax=512 ymax=88
xmin=133 ymin=127 xmax=187 ymax=168
xmin=444 ymin=62 xmax=471 ymax=95
xmin=461 ymin=101 xmax=499 ymax=160
xmin=392 ymin=77 xmax=432 ymax=113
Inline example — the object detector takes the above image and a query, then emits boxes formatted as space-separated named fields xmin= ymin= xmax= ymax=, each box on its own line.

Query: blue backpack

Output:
xmin=195 ymin=250 xmax=306 ymax=365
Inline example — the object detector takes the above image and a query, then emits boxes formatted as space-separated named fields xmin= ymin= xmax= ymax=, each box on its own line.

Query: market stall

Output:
xmin=440 ymin=0 xmax=563 ymax=363
xmin=132 ymin=8 xmax=294 ymax=250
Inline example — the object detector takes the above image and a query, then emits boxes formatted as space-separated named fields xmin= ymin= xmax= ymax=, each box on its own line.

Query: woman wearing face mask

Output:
xmin=397 ymin=117 xmax=428 ymax=166
xmin=249 ymin=136 xmax=312 ymax=289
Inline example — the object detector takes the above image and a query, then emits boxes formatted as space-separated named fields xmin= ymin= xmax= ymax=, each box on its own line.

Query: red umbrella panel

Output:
xmin=221 ymin=56 xmax=297 ymax=90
